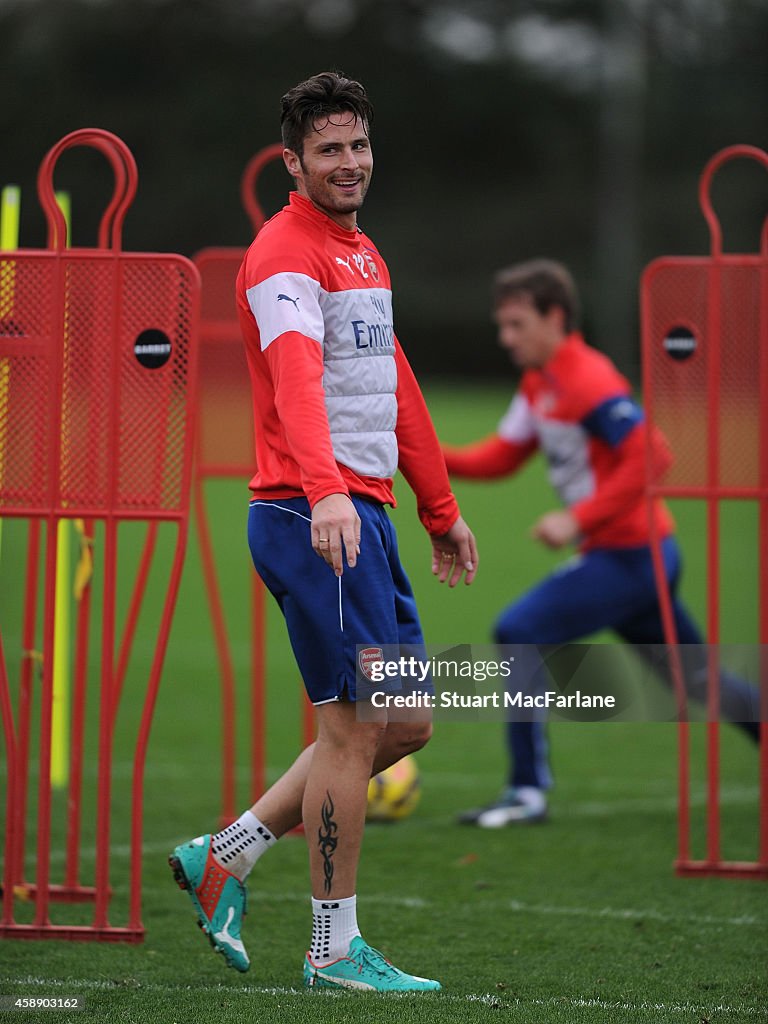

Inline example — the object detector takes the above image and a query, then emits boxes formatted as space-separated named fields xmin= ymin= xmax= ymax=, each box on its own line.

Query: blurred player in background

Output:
xmin=169 ymin=71 xmax=477 ymax=988
xmin=443 ymin=259 xmax=759 ymax=828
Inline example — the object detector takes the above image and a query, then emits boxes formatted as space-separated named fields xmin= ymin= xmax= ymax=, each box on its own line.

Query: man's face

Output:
xmin=284 ymin=112 xmax=373 ymax=228
xmin=494 ymin=295 xmax=564 ymax=370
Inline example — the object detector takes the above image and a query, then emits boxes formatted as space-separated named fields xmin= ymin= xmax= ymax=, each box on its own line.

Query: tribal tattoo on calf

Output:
xmin=318 ymin=791 xmax=339 ymax=895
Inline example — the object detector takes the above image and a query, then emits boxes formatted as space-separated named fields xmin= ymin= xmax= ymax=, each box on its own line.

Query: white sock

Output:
xmin=309 ymin=895 xmax=361 ymax=965
xmin=211 ymin=810 xmax=276 ymax=881
xmin=516 ymin=786 xmax=547 ymax=813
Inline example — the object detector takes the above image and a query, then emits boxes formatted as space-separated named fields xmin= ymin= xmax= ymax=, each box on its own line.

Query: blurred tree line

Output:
xmin=1 ymin=0 xmax=766 ymax=379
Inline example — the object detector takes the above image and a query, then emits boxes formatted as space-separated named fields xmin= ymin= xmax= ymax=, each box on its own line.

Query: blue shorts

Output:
xmin=247 ymin=496 xmax=425 ymax=704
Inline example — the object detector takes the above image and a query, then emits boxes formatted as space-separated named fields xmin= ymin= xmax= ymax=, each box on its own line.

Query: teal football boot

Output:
xmin=169 ymin=835 xmax=249 ymax=972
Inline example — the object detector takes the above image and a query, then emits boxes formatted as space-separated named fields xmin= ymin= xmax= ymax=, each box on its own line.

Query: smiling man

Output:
xmin=169 ymin=71 xmax=477 ymax=991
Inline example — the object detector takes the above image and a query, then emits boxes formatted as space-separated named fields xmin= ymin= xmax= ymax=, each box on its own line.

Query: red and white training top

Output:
xmin=236 ymin=192 xmax=459 ymax=536
xmin=443 ymin=333 xmax=674 ymax=550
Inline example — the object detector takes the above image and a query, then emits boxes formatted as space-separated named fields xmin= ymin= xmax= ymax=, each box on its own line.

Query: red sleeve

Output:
xmin=571 ymin=422 xmax=673 ymax=533
xmin=443 ymin=435 xmax=537 ymax=478
xmin=264 ymin=332 xmax=350 ymax=507
xmin=394 ymin=340 xmax=460 ymax=536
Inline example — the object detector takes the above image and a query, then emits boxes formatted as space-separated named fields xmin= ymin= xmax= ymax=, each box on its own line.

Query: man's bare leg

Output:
xmin=296 ymin=701 xmax=440 ymax=989
xmin=302 ymin=701 xmax=382 ymax=899
xmin=249 ymin=709 xmax=432 ymax=842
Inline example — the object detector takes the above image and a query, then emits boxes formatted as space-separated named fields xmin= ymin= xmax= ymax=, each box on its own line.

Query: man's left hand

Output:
xmin=431 ymin=516 xmax=478 ymax=587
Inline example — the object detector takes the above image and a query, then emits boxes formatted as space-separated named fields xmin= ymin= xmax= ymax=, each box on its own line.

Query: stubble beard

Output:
xmin=299 ymin=159 xmax=371 ymax=219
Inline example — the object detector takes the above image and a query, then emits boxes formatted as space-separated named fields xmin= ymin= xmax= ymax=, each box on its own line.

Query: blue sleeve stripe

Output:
xmin=582 ymin=396 xmax=644 ymax=447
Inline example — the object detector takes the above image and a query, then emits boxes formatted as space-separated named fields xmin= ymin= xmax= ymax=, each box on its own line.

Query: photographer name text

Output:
xmin=369 ymin=690 xmax=616 ymax=710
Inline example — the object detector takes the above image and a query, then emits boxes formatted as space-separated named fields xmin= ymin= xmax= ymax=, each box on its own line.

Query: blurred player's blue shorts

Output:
xmin=247 ymin=495 xmax=425 ymax=705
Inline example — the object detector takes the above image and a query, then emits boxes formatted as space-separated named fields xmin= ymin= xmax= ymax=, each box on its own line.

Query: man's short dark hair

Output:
xmin=280 ymin=71 xmax=373 ymax=159
xmin=493 ymin=259 xmax=579 ymax=333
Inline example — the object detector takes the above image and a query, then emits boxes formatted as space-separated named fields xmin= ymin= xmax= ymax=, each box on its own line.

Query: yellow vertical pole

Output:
xmin=51 ymin=190 xmax=71 ymax=789
xmin=0 ymin=185 xmax=21 ymax=556
xmin=0 ymin=184 xmax=20 ymax=248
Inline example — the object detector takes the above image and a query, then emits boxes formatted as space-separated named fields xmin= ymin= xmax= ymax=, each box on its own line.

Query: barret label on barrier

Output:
xmin=133 ymin=327 xmax=172 ymax=369
xmin=662 ymin=325 xmax=698 ymax=361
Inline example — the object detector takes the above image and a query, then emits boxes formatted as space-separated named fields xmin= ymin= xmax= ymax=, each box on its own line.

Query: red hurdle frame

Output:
xmin=0 ymin=129 xmax=200 ymax=939
xmin=641 ymin=144 xmax=768 ymax=879
xmin=192 ymin=145 xmax=315 ymax=825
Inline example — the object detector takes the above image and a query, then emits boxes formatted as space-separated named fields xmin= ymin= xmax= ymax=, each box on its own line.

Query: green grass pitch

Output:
xmin=0 ymin=382 xmax=766 ymax=1023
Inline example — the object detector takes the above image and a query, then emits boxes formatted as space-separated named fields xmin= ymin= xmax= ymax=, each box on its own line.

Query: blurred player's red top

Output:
xmin=236 ymin=192 xmax=459 ymax=536
xmin=444 ymin=333 xmax=674 ymax=550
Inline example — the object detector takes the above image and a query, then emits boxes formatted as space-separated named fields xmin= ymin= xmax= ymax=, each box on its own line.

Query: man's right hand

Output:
xmin=531 ymin=509 xmax=579 ymax=549
xmin=311 ymin=493 xmax=361 ymax=576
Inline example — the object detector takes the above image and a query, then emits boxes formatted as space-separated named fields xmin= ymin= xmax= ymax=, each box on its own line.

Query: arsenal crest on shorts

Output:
xmin=358 ymin=646 xmax=384 ymax=680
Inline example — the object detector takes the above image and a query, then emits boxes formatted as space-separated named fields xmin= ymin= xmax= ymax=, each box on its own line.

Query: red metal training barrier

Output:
xmin=0 ymin=128 xmax=200 ymax=939
xmin=641 ymin=144 xmax=768 ymax=879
